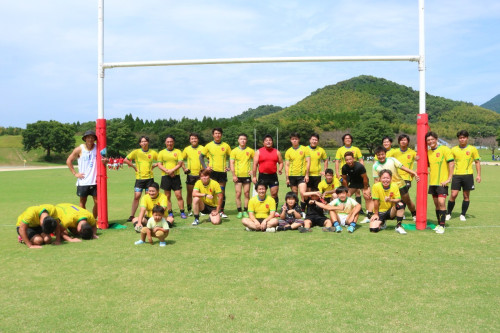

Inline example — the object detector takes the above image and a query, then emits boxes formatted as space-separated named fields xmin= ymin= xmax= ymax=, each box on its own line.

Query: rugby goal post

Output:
xmin=97 ymin=0 xmax=429 ymax=230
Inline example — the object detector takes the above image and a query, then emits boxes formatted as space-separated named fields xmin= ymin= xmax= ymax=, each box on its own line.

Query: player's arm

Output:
xmin=123 ymin=157 xmax=137 ymax=172
xmin=171 ymin=160 xmax=183 ymax=174
xmin=321 ymin=159 xmax=328 ymax=176
xmin=335 ymin=159 xmax=340 ymax=179
xmin=348 ymin=201 xmax=362 ymax=220
xmin=371 ymin=200 xmax=380 ymax=221
xmin=475 ymin=159 xmax=481 ymax=183
xmin=277 ymin=151 xmax=284 ymax=175
xmin=66 ymin=146 xmax=84 ymax=179
xmin=18 ymin=223 xmax=39 ymax=248
xmin=252 ymin=150 xmax=259 ymax=183
xmin=341 ymin=174 xmax=348 ymax=188
xmin=155 ymin=162 xmax=168 ymax=174
xmin=304 ymin=156 xmax=311 ymax=180
xmin=400 ymin=165 xmax=420 ymax=182
xmin=285 ymin=160 xmax=290 ymax=185
xmin=199 ymin=153 xmax=208 ymax=169
xmin=214 ymin=192 xmax=223 ymax=214
xmin=230 ymin=158 xmax=237 ymax=182
xmin=442 ymin=160 xmax=455 ymax=186
xmin=137 ymin=206 xmax=147 ymax=225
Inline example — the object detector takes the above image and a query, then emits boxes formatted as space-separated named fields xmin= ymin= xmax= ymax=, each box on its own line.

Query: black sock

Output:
xmin=439 ymin=210 xmax=447 ymax=226
xmin=355 ymin=196 xmax=362 ymax=206
xmin=435 ymin=210 xmax=440 ymax=222
xmin=447 ymin=200 xmax=456 ymax=215
xmin=367 ymin=211 xmax=373 ymax=219
xmin=411 ymin=210 xmax=416 ymax=217
xmin=274 ymin=196 xmax=279 ymax=208
xmin=187 ymin=205 xmax=192 ymax=211
xmin=396 ymin=217 xmax=403 ymax=227
xmin=237 ymin=207 xmax=242 ymax=212
xmin=301 ymin=201 xmax=306 ymax=211
xmin=168 ymin=210 xmax=173 ymax=215
xmin=461 ymin=201 xmax=470 ymax=216
xmin=194 ymin=214 xmax=199 ymax=219
xmin=221 ymin=194 xmax=226 ymax=210
xmin=180 ymin=209 xmax=185 ymax=214
xmin=244 ymin=207 xmax=248 ymax=212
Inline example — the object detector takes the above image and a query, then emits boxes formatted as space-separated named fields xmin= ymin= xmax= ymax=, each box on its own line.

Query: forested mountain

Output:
xmin=66 ymin=75 xmax=500 ymax=155
xmin=481 ymin=94 xmax=500 ymax=113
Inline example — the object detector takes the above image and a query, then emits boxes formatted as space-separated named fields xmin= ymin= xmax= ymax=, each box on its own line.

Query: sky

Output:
xmin=1 ymin=0 xmax=499 ymax=128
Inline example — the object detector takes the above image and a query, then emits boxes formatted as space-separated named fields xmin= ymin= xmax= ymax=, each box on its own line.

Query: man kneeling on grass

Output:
xmin=369 ymin=169 xmax=407 ymax=235
xmin=16 ymin=204 xmax=63 ymax=248
xmin=192 ymin=169 xmax=223 ymax=226
xmin=135 ymin=205 xmax=169 ymax=247
xmin=56 ymin=203 xmax=98 ymax=240
xmin=242 ymin=181 xmax=278 ymax=232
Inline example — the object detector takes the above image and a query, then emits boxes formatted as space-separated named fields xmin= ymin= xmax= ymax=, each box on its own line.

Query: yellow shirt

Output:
xmin=372 ymin=157 xmax=406 ymax=188
xmin=335 ymin=146 xmax=363 ymax=170
xmin=182 ymin=145 xmax=204 ymax=175
xmin=158 ymin=148 xmax=183 ymax=176
xmin=318 ymin=179 xmax=341 ymax=198
xmin=126 ymin=149 xmax=158 ymax=180
xmin=201 ymin=141 xmax=231 ymax=172
xmin=451 ymin=145 xmax=480 ymax=175
xmin=194 ymin=179 xmax=222 ymax=207
xmin=390 ymin=148 xmax=417 ymax=181
xmin=372 ymin=182 xmax=401 ymax=213
xmin=248 ymin=195 xmax=276 ymax=219
xmin=285 ymin=145 xmax=310 ymax=176
xmin=428 ymin=145 xmax=454 ymax=186
xmin=56 ymin=203 xmax=96 ymax=229
xmin=230 ymin=147 xmax=255 ymax=178
xmin=139 ymin=192 xmax=168 ymax=217
xmin=16 ymin=204 xmax=57 ymax=227
xmin=307 ymin=146 xmax=327 ymax=176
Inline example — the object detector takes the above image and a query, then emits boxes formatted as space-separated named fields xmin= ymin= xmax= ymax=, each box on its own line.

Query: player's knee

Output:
xmin=42 ymin=235 xmax=52 ymax=244
xmin=155 ymin=230 xmax=164 ymax=238
xmin=396 ymin=202 xmax=405 ymax=210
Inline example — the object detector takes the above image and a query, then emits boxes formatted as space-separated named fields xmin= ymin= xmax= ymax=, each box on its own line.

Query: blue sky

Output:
xmin=1 ymin=0 xmax=499 ymax=128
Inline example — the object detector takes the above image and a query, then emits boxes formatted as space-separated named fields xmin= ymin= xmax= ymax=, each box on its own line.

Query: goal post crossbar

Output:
xmin=102 ymin=55 xmax=420 ymax=69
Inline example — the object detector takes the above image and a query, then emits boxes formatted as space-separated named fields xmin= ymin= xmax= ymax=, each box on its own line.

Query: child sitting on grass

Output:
xmin=276 ymin=192 xmax=304 ymax=231
xmin=135 ymin=205 xmax=169 ymax=247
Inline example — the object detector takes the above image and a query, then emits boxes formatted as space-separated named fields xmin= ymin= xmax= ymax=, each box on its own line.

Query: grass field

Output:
xmin=0 ymin=163 xmax=499 ymax=332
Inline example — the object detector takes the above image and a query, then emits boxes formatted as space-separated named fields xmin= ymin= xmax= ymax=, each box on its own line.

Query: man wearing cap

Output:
xmin=66 ymin=130 xmax=100 ymax=218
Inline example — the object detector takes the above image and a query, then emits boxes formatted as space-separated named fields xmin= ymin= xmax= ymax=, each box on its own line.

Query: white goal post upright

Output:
xmin=97 ymin=0 xmax=428 ymax=230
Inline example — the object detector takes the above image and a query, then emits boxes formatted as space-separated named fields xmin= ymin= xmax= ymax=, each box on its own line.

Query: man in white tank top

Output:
xmin=66 ymin=130 xmax=99 ymax=218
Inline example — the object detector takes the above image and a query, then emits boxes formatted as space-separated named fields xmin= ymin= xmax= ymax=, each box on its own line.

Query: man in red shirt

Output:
xmin=252 ymin=135 xmax=284 ymax=208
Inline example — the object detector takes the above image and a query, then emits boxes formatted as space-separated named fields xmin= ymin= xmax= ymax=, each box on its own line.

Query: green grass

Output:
xmin=0 ymin=163 xmax=499 ymax=331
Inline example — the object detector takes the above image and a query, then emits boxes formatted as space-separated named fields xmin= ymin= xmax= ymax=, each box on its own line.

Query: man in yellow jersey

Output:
xmin=124 ymin=136 xmax=158 ymax=222
xmin=241 ymin=181 xmax=278 ymax=232
xmin=369 ymin=170 xmax=407 ymax=234
xmin=373 ymin=136 xmax=397 ymax=161
xmin=317 ymin=168 xmax=341 ymax=203
xmin=373 ymin=146 xmax=419 ymax=221
xmin=306 ymin=133 xmax=328 ymax=192
xmin=56 ymin=203 xmax=98 ymax=240
xmin=16 ymin=204 xmax=62 ymax=248
xmin=200 ymin=128 xmax=231 ymax=218
xmin=156 ymin=135 xmax=186 ymax=219
xmin=426 ymin=132 xmax=454 ymax=234
xmin=132 ymin=182 xmax=170 ymax=230
xmin=446 ymin=130 xmax=481 ymax=222
xmin=182 ymin=133 xmax=204 ymax=216
xmin=230 ymin=133 xmax=255 ymax=219
xmin=285 ymin=132 xmax=311 ymax=213
xmin=192 ymin=169 xmax=223 ymax=225
xmin=335 ymin=134 xmax=365 ymax=211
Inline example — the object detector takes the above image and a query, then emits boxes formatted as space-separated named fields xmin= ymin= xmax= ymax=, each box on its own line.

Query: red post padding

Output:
xmin=96 ymin=119 xmax=108 ymax=229
xmin=415 ymin=114 xmax=429 ymax=230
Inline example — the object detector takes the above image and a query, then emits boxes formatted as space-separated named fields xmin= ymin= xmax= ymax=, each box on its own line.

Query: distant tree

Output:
xmin=106 ymin=120 xmax=136 ymax=156
xmin=22 ymin=120 xmax=74 ymax=158
xmin=351 ymin=115 xmax=394 ymax=155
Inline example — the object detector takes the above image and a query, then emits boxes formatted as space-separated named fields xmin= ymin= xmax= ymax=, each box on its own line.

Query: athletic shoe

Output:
xmin=180 ymin=212 xmax=187 ymax=219
xmin=413 ymin=216 xmax=417 ymax=222
xmin=460 ymin=215 xmax=466 ymax=221
xmin=298 ymin=226 xmax=310 ymax=233
xmin=159 ymin=242 xmax=166 ymax=247
xmin=322 ymin=227 xmax=334 ymax=232
xmin=220 ymin=212 xmax=228 ymax=218
xmin=245 ymin=227 xmax=252 ymax=231
xmin=435 ymin=225 xmax=445 ymax=234
xmin=188 ymin=211 xmax=193 ymax=216
xmin=347 ymin=225 xmax=355 ymax=233
xmin=134 ymin=240 xmax=145 ymax=245
xmin=301 ymin=212 xmax=306 ymax=219
xmin=360 ymin=217 xmax=370 ymax=224
xmin=380 ymin=222 xmax=387 ymax=230
xmin=395 ymin=226 xmax=407 ymax=235
xmin=192 ymin=219 xmax=200 ymax=226
xmin=168 ymin=212 xmax=174 ymax=218
xmin=433 ymin=225 xmax=440 ymax=231
xmin=243 ymin=211 xmax=249 ymax=218
xmin=127 ymin=216 xmax=134 ymax=222
xmin=335 ymin=225 xmax=342 ymax=233
xmin=266 ymin=227 xmax=276 ymax=233
xmin=200 ymin=212 xmax=206 ymax=216
xmin=236 ymin=212 xmax=243 ymax=219
xmin=445 ymin=214 xmax=451 ymax=221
